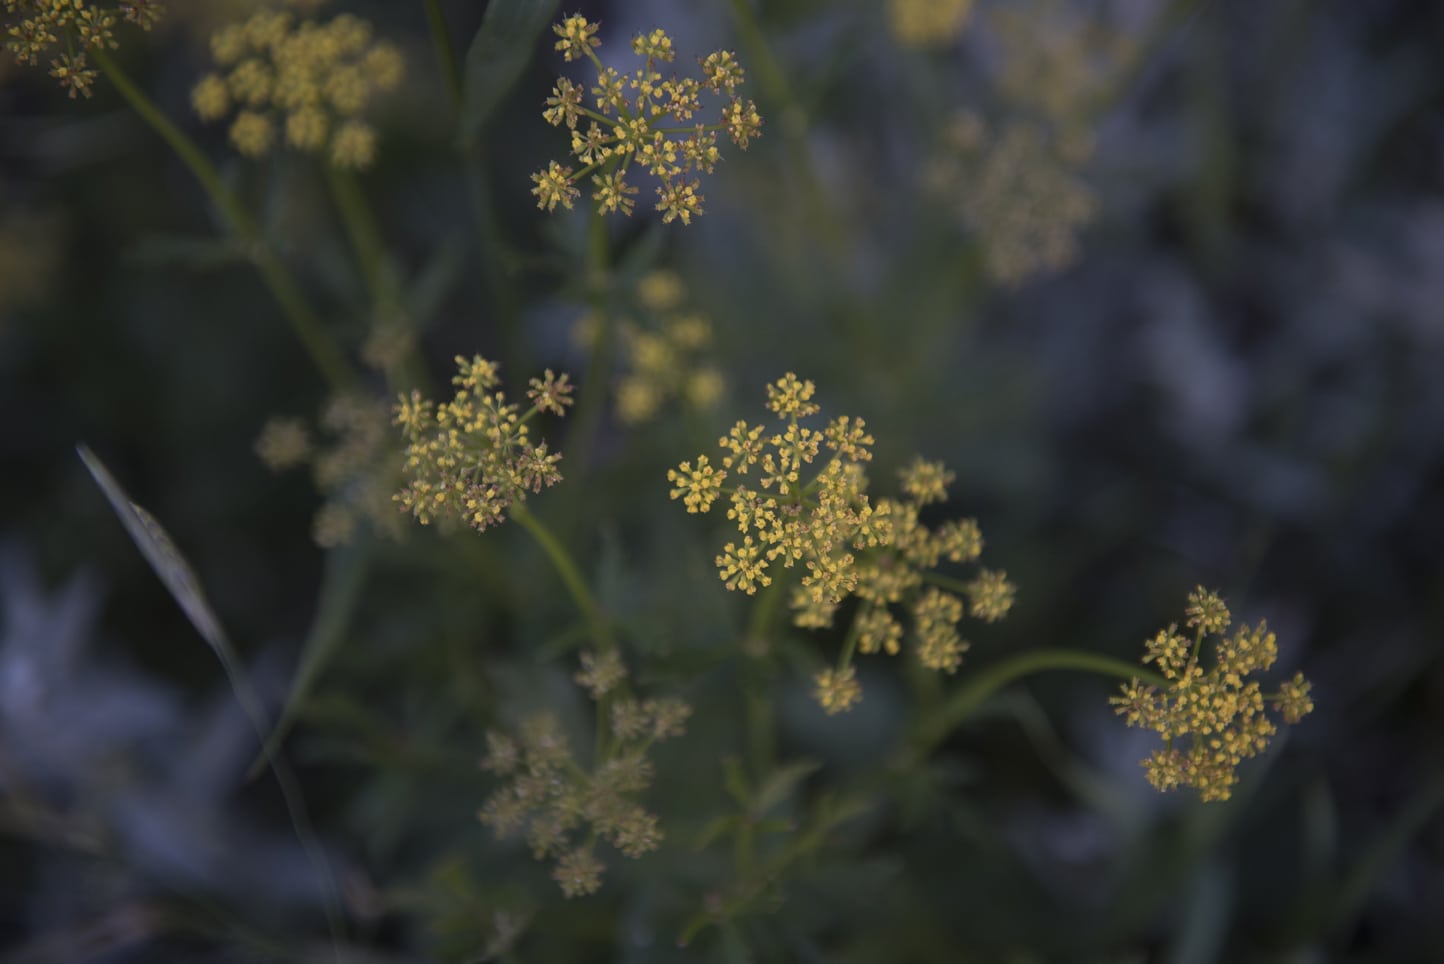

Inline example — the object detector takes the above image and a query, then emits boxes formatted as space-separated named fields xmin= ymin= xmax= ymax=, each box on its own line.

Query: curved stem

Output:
xmin=910 ymin=649 xmax=1170 ymax=761
xmin=92 ymin=47 xmax=355 ymax=394
xmin=510 ymin=503 xmax=614 ymax=653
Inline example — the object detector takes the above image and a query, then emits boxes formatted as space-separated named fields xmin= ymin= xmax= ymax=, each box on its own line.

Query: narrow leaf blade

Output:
xmin=458 ymin=0 xmax=561 ymax=145
xmin=78 ymin=444 xmax=229 ymax=654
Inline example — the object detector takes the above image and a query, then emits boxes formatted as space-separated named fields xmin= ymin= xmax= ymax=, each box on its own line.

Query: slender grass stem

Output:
xmin=92 ymin=47 xmax=355 ymax=393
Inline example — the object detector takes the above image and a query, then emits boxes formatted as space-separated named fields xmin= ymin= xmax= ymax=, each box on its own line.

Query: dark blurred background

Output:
xmin=2 ymin=0 xmax=1443 ymax=960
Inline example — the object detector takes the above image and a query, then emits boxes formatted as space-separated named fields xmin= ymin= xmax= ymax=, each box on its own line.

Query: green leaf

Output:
xmin=752 ymin=758 xmax=821 ymax=816
xmin=722 ymin=756 xmax=752 ymax=807
xmin=406 ymin=234 xmax=466 ymax=328
xmin=77 ymin=444 xmax=345 ymax=941
xmin=693 ymin=814 xmax=740 ymax=852
xmin=247 ymin=538 xmax=372 ymax=779
xmin=458 ymin=0 xmax=561 ymax=146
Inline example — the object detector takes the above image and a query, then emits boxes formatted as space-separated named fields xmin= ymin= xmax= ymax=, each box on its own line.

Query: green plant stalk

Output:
xmin=725 ymin=0 xmax=845 ymax=246
xmin=510 ymin=503 xmax=613 ymax=654
xmin=421 ymin=0 xmax=463 ymax=107
xmin=562 ymin=206 xmax=615 ymax=488
xmin=742 ymin=579 xmax=786 ymax=779
xmin=909 ymin=649 xmax=1171 ymax=762
xmin=324 ymin=167 xmax=432 ymax=392
xmin=430 ymin=0 xmax=525 ymax=378
xmin=325 ymin=167 xmax=389 ymax=308
xmin=92 ymin=47 xmax=355 ymax=393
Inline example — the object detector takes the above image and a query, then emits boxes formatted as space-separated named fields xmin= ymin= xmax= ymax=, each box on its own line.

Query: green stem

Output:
xmin=325 ymin=167 xmax=389 ymax=308
xmin=725 ymin=0 xmax=845 ymax=246
xmin=324 ymin=167 xmax=432 ymax=392
xmin=741 ymin=578 xmax=787 ymax=779
xmin=910 ymin=649 xmax=1170 ymax=761
xmin=561 ymin=206 xmax=614 ymax=487
xmin=421 ymin=0 xmax=463 ymax=108
xmin=510 ymin=503 xmax=613 ymax=653
xmin=92 ymin=47 xmax=355 ymax=394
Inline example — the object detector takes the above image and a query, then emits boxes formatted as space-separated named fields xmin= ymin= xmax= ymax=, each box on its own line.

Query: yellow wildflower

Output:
xmin=1110 ymin=589 xmax=1315 ymax=802
xmin=394 ymin=355 xmax=572 ymax=534
xmin=191 ymin=5 xmax=401 ymax=169
xmin=533 ymin=15 xmax=760 ymax=223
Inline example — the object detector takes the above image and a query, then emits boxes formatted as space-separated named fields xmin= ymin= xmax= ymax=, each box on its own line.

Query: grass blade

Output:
xmin=77 ymin=444 xmax=347 ymax=951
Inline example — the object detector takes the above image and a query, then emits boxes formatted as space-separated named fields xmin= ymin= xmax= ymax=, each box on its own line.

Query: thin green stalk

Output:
xmin=421 ymin=0 xmax=463 ymax=108
xmin=324 ymin=167 xmax=431 ymax=392
xmin=910 ymin=649 xmax=1170 ymax=762
xmin=742 ymin=578 xmax=787 ymax=779
xmin=325 ymin=167 xmax=389 ymax=308
xmin=561 ymin=206 xmax=614 ymax=488
xmin=92 ymin=47 xmax=355 ymax=393
xmin=725 ymin=0 xmax=845 ymax=245
xmin=510 ymin=503 xmax=614 ymax=653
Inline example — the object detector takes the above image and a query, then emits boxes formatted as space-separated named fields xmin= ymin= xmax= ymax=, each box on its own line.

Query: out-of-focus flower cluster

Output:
xmin=2 ymin=0 xmax=164 ymax=98
xmin=916 ymin=0 xmax=1144 ymax=286
xmin=926 ymin=111 xmax=1097 ymax=286
xmin=1110 ymin=588 xmax=1314 ymax=802
xmin=478 ymin=650 xmax=691 ymax=898
xmin=256 ymin=393 xmax=405 ymax=548
xmin=394 ymin=355 xmax=573 ymax=534
xmin=190 ymin=3 xmax=403 ymax=168
xmin=669 ymin=374 xmax=1013 ymax=713
xmin=532 ymin=15 xmax=762 ymax=224
xmin=886 ymin=0 xmax=973 ymax=47
xmin=573 ymin=270 xmax=726 ymax=424
xmin=991 ymin=0 xmax=1136 ymax=129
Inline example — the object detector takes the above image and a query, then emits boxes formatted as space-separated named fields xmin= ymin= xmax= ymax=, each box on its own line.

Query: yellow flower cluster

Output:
xmin=669 ymin=373 xmax=1013 ymax=712
xmin=1111 ymin=588 xmax=1315 ymax=802
xmin=394 ymin=355 xmax=573 ymax=534
xmin=478 ymin=651 xmax=691 ymax=898
xmin=925 ymin=111 xmax=1097 ymax=286
xmin=3 ymin=0 xmax=163 ymax=98
xmin=256 ymin=394 xmax=405 ymax=548
xmin=887 ymin=0 xmax=974 ymax=47
xmin=573 ymin=270 xmax=726 ymax=424
xmin=532 ymin=15 xmax=762 ymax=224
xmin=190 ymin=5 xmax=403 ymax=168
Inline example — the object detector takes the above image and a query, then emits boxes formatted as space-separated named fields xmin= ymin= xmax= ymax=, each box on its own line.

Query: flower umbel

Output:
xmin=671 ymin=374 xmax=1014 ymax=712
xmin=1110 ymin=587 xmax=1315 ymax=802
xmin=887 ymin=0 xmax=974 ymax=47
xmin=479 ymin=652 xmax=691 ymax=897
xmin=190 ymin=6 xmax=403 ymax=168
xmin=394 ymin=355 xmax=572 ymax=534
xmin=573 ymin=270 xmax=727 ymax=424
xmin=256 ymin=394 xmax=408 ymax=548
xmin=532 ymin=15 xmax=762 ymax=223
xmin=2 ymin=0 xmax=165 ymax=98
